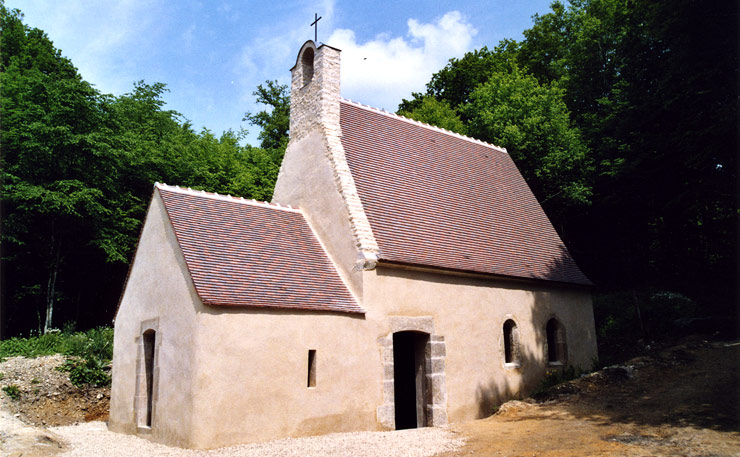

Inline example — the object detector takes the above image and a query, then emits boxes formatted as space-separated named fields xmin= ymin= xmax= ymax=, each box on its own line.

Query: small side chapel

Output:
xmin=109 ymin=40 xmax=597 ymax=449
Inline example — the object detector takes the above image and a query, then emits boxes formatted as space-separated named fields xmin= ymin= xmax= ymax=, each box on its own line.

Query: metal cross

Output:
xmin=310 ymin=13 xmax=322 ymax=43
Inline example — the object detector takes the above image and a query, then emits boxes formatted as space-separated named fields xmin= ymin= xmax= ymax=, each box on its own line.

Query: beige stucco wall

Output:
xmin=272 ymin=131 xmax=363 ymax=298
xmin=110 ymin=189 xmax=598 ymax=449
xmin=363 ymin=265 xmax=598 ymax=422
xmin=175 ymin=263 xmax=596 ymax=449
xmin=185 ymin=306 xmax=381 ymax=448
xmin=273 ymin=41 xmax=380 ymax=300
xmin=109 ymin=191 xmax=202 ymax=447
xmin=110 ymin=40 xmax=598 ymax=450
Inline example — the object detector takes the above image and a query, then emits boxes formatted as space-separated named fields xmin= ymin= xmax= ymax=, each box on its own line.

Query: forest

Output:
xmin=1 ymin=0 xmax=737 ymax=353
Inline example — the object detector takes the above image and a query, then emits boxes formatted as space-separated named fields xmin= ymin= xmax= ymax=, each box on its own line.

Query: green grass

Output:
xmin=0 ymin=327 xmax=113 ymax=361
xmin=534 ymin=365 xmax=580 ymax=394
xmin=1 ymin=326 xmax=113 ymax=387
xmin=2 ymin=384 xmax=20 ymax=400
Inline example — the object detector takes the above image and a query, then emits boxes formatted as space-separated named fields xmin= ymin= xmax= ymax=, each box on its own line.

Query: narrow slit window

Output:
xmin=307 ymin=349 xmax=317 ymax=388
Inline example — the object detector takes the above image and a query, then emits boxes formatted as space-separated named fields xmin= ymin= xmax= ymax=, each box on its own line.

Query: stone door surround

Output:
xmin=376 ymin=316 xmax=448 ymax=429
xmin=134 ymin=318 xmax=160 ymax=434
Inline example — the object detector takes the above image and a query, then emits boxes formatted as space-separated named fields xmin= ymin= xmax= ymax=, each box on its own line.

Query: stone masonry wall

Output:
xmin=287 ymin=42 xmax=379 ymax=268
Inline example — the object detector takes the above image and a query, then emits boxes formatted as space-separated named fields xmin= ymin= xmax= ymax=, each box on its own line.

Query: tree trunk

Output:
xmin=632 ymin=289 xmax=646 ymax=338
xmin=43 ymin=238 xmax=61 ymax=334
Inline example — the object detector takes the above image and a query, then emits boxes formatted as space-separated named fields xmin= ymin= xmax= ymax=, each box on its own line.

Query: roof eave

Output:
xmin=200 ymin=299 xmax=366 ymax=315
xmin=375 ymin=259 xmax=594 ymax=290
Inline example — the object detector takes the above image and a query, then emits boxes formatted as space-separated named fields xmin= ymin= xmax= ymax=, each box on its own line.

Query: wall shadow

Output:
xmin=474 ymin=245 xmax=740 ymax=433
xmin=474 ymin=305 xmax=553 ymax=419
xmin=546 ymin=340 xmax=739 ymax=433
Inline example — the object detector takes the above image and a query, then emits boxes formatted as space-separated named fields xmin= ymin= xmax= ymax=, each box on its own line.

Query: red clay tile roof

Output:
xmin=339 ymin=100 xmax=591 ymax=286
xmin=156 ymin=184 xmax=363 ymax=313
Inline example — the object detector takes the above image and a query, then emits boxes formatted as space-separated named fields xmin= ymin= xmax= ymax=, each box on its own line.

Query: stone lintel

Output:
xmin=388 ymin=316 xmax=435 ymax=334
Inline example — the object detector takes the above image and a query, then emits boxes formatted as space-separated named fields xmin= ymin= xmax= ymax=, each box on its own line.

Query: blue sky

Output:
xmin=7 ymin=0 xmax=554 ymax=146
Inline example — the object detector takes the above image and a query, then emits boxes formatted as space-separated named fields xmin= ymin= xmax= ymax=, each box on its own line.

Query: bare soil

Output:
xmin=0 ymin=355 xmax=109 ymax=426
xmin=1 ymin=336 xmax=738 ymax=456
xmin=438 ymin=336 xmax=740 ymax=456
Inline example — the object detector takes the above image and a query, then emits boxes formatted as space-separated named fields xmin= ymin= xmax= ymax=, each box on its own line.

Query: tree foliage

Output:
xmin=243 ymin=80 xmax=290 ymax=152
xmin=0 ymin=6 xmax=286 ymax=336
xmin=1 ymin=0 xmax=736 ymax=338
xmin=397 ymin=96 xmax=466 ymax=135
xmin=464 ymin=69 xmax=590 ymax=207
xmin=399 ymin=0 xmax=738 ymax=319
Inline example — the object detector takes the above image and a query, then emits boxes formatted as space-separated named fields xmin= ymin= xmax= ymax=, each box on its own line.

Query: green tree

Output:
xmin=243 ymin=80 xmax=290 ymax=152
xmin=1 ymin=5 xmax=125 ymax=334
xmin=398 ymin=41 xmax=520 ymax=121
xmin=464 ymin=68 xmax=591 ymax=209
xmin=1 ymin=6 xmax=288 ymax=336
xmin=397 ymin=96 xmax=466 ymax=135
xmin=516 ymin=0 xmax=737 ymax=316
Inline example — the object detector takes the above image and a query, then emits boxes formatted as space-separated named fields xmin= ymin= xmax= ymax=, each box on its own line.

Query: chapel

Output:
xmin=109 ymin=40 xmax=597 ymax=449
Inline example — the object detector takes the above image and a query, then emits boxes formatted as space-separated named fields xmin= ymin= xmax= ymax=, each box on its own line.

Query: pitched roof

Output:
xmin=339 ymin=100 xmax=591 ymax=286
xmin=156 ymin=184 xmax=363 ymax=313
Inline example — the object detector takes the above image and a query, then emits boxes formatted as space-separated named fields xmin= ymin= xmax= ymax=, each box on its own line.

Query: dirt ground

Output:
xmin=0 ymin=355 xmax=109 ymax=427
xmin=1 ymin=337 xmax=738 ymax=456
xmin=438 ymin=337 xmax=740 ymax=456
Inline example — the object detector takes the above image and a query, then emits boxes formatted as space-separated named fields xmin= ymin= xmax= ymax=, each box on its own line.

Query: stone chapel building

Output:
xmin=109 ymin=40 xmax=598 ymax=449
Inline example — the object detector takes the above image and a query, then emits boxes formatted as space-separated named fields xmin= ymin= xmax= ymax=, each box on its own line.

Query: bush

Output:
xmin=1 ymin=326 xmax=113 ymax=387
xmin=534 ymin=365 xmax=580 ymax=395
xmin=0 ymin=326 xmax=113 ymax=360
xmin=593 ymin=289 xmax=699 ymax=365
xmin=58 ymin=357 xmax=111 ymax=387
xmin=0 ymin=332 xmax=68 ymax=359
xmin=2 ymin=384 xmax=20 ymax=400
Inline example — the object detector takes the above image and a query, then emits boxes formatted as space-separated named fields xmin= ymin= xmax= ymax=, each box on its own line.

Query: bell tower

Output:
xmin=289 ymin=40 xmax=342 ymax=141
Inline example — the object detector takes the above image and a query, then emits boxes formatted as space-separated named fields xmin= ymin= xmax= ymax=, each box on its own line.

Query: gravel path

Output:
xmin=51 ymin=422 xmax=465 ymax=457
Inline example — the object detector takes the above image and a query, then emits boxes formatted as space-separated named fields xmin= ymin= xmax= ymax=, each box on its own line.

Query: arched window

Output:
xmin=301 ymin=47 xmax=314 ymax=86
xmin=546 ymin=318 xmax=567 ymax=364
xmin=503 ymin=319 xmax=520 ymax=365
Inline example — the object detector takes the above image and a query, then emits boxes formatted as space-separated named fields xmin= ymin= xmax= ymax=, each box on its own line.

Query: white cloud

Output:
xmin=233 ymin=0 xmax=336 ymax=103
xmin=328 ymin=11 xmax=476 ymax=111
xmin=182 ymin=24 xmax=197 ymax=50
xmin=232 ymin=7 xmax=474 ymax=145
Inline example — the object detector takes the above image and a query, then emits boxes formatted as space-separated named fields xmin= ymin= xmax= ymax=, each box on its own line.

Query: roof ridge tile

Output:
xmin=339 ymin=98 xmax=508 ymax=154
xmin=155 ymin=182 xmax=301 ymax=213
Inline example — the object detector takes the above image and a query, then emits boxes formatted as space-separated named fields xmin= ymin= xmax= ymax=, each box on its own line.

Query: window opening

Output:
xmin=503 ymin=319 xmax=520 ymax=365
xmin=302 ymin=48 xmax=315 ymax=86
xmin=142 ymin=330 xmax=156 ymax=427
xmin=307 ymin=349 xmax=317 ymax=388
xmin=546 ymin=318 xmax=567 ymax=363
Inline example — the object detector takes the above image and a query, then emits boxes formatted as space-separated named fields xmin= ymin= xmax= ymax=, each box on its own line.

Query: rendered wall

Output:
xmin=272 ymin=39 xmax=598 ymax=435
xmin=109 ymin=191 xmax=201 ymax=447
xmin=181 ymin=262 xmax=596 ymax=449
xmin=362 ymin=265 xmax=597 ymax=422
xmin=108 ymin=38 xmax=598 ymax=449
xmin=273 ymin=41 xmax=379 ymax=300
xmin=186 ymin=306 xmax=382 ymax=448
xmin=110 ymin=169 xmax=597 ymax=450
xmin=272 ymin=130 xmax=363 ymax=298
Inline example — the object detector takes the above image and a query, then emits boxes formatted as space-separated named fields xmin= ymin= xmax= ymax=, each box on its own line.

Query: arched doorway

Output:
xmin=393 ymin=331 xmax=430 ymax=429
